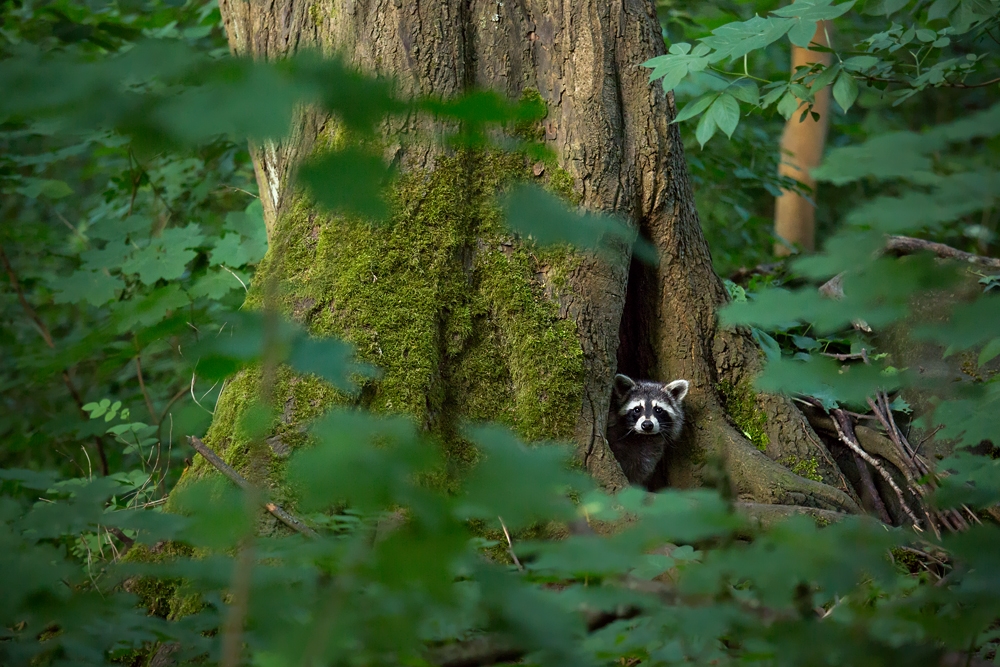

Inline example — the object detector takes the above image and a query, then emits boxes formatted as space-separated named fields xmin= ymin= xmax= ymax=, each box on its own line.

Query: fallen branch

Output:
xmin=832 ymin=410 xmax=893 ymax=524
xmin=886 ymin=235 xmax=1000 ymax=269
xmin=830 ymin=411 xmax=923 ymax=529
xmin=428 ymin=637 xmax=523 ymax=667
xmin=188 ymin=436 xmax=317 ymax=538
xmin=867 ymin=393 xmax=969 ymax=534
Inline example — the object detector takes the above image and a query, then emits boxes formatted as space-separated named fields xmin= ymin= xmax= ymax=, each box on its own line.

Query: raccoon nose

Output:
xmin=640 ymin=420 xmax=654 ymax=432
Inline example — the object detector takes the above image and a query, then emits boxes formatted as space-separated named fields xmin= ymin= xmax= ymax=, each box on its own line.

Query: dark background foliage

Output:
xmin=2 ymin=0 xmax=1000 ymax=665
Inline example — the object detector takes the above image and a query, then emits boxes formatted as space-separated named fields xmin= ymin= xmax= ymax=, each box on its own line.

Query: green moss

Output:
xmin=219 ymin=149 xmax=585 ymax=492
xmin=120 ymin=542 xmax=199 ymax=620
xmin=512 ymin=87 xmax=547 ymax=141
xmin=547 ymin=167 xmax=580 ymax=205
xmin=718 ymin=379 xmax=769 ymax=451
xmin=783 ymin=455 xmax=822 ymax=483
xmin=890 ymin=546 xmax=923 ymax=574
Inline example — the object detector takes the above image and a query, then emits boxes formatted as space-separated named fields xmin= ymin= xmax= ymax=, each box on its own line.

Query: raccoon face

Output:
xmin=613 ymin=374 xmax=689 ymax=440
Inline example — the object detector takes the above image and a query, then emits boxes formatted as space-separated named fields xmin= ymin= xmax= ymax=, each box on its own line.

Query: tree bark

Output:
xmin=192 ymin=0 xmax=860 ymax=517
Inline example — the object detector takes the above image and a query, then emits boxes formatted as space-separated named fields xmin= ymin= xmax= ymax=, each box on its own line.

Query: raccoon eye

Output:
xmin=653 ymin=406 xmax=664 ymax=415
xmin=631 ymin=406 xmax=642 ymax=415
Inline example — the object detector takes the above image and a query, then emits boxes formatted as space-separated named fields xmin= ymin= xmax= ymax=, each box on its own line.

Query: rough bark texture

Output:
xmin=195 ymin=0 xmax=859 ymax=514
xmin=774 ymin=22 xmax=832 ymax=256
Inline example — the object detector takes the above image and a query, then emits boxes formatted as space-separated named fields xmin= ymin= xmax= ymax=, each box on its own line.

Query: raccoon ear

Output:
xmin=663 ymin=379 xmax=689 ymax=402
xmin=613 ymin=374 xmax=636 ymax=398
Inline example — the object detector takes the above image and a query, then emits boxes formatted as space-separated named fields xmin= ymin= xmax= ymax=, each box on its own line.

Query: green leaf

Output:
xmin=727 ymin=79 xmax=760 ymax=105
xmin=288 ymin=336 xmax=375 ymax=391
xmin=792 ymin=335 xmax=821 ymax=351
xmin=777 ymin=91 xmax=801 ymax=120
xmin=863 ymin=0 xmax=909 ymax=14
xmin=298 ymin=146 xmax=394 ymax=221
xmin=88 ymin=399 xmax=111 ymax=418
xmin=187 ymin=269 xmax=243 ymax=300
xmin=846 ymin=171 xmax=1000 ymax=234
xmin=112 ymin=284 xmax=191 ymax=332
xmin=707 ymin=93 xmax=740 ymax=138
xmin=760 ymin=82 xmax=789 ymax=108
xmin=810 ymin=63 xmax=841 ymax=91
xmin=209 ymin=233 xmax=254 ymax=267
xmin=120 ymin=244 xmax=197 ymax=285
xmin=916 ymin=295 xmax=1000 ymax=352
xmin=927 ymin=0 xmax=959 ymax=19
xmin=772 ymin=0 xmax=856 ymax=46
xmin=502 ymin=184 xmax=656 ymax=262
xmin=934 ymin=451 xmax=1000 ymax=508
xmin=979 ymin=337 xmax=1000 ymax=367
xmin=695 ymin=106 xmax=718 ymax=147
xmin=701 ymin=15 xmax=795 ymax=62
xmin=672 ymin=94 xmax=716 ymax=124
xmin=0 ymin=468 xmax=61 ymax=491
xmin=289 ymin=409 xmax=433 ymax=512
xmin=222 ymin=200 xmax=268 ymax=263
xmin=752 ymin=327 xmax=782 ymax=361
xmin=80 ymin=239 xmax=133 ymax=272
xmin=460 ymin=425 xmax=591 ymax=530
xmin=929 ymin=383 xmax=1000 ymax=449
xmin=170 ymin=478 xmax=255 ymax=550
xmin=16 ymin=178 xmax=74 ymax=199
xmin=644 ymin=51 xmax=711 ymax=93
xmin=120 ymin=224 xmax=204 ymax=285
xmin=814 ymin=133 xmax=930 ymax=184
xmin=832 ymin=72 xmax=859 ymax=112
xmin=841 ymin=55 xmax=879 ymax=72
xmin=50 ymin=269 xmax=123 ymax=306
xmin=755 ymin=355 xmax=901 ymax=408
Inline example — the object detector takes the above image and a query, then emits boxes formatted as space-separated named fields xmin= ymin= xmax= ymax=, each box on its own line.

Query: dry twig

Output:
xmin=830 ymin=411 xmax=923 ymax=528
xmin=832 ymin=409 xmax=893 ymax=524
xmin=886 ymin=235 xmax=1000 ymax=269
xmin=188 ymin=436 xmax=318 ymax=538
xmin=497 ymin=516 xmax=523 ymax=571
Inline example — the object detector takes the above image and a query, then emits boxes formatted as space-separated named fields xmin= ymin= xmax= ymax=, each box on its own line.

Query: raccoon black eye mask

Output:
xmin=606 ymin=373 xmax=690 ymax=487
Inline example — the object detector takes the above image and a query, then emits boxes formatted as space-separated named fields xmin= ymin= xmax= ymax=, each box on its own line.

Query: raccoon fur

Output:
xmin=607 ymin=373 xmax=690 ymax=487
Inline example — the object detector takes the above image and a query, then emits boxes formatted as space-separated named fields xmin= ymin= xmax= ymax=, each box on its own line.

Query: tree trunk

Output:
xmin=188 ymin=0 xmax=860 ymax=521
xmin=774 ymin=22 xmax=832 ymax=256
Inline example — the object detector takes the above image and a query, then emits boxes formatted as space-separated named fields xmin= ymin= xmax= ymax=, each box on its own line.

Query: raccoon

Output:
xmin=607 ymin=373 xmax=690 ymax=487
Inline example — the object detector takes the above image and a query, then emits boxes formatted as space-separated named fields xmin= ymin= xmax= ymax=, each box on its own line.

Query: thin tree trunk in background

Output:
xmin=774 ymin=22 xmax=832 ymax=256
xmin=196 ymin=0 xmax=860 ymax=518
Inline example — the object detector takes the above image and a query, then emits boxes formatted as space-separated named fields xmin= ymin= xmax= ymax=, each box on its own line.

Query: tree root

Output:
xmin=696 ymin=414 xmax=862 ymax=514
xmin=735 ymin=502 xmax=847 ymax=528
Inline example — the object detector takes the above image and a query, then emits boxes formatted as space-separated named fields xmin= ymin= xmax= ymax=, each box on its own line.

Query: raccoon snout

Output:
xmin=640 ymin=420 xmax=655 ymax=432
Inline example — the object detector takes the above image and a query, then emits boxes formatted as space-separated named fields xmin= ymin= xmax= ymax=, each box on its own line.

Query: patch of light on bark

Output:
xmin=263 ymin=140 xmax=281 ymax=213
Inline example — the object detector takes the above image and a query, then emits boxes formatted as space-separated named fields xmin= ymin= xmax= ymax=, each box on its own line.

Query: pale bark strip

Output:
xmin=774 ymin=22 xmax=832 ymax=256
